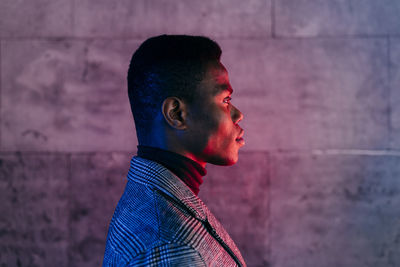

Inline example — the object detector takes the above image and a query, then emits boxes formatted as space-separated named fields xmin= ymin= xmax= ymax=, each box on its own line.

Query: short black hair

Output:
xmin=127 ymin=34 xmax=222 ymax=136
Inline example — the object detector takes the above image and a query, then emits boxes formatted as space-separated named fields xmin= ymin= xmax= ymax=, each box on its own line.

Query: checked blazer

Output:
xmin=102 ymin=156 xmax=246 ymax=266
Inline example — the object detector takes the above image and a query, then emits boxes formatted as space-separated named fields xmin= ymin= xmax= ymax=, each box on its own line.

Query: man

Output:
xmin=103 ymin=35 xmax=246 ymax=266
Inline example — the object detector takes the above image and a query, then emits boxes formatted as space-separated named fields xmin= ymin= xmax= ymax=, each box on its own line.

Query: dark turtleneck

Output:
xmin=137 ymin=145 xmax=207 ymax=196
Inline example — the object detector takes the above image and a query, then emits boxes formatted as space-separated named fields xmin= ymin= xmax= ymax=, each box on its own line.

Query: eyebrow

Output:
xmin=215 ymin=84 xmax=233 ymax=95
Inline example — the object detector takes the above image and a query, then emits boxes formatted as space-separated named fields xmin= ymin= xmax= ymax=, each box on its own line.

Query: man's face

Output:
xmin=185 ymin=61 xmax=244 ymax=166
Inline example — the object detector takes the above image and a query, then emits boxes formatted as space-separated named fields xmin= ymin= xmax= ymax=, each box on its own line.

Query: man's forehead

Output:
xmin=204 ymin=63 xmax=233 ymax=95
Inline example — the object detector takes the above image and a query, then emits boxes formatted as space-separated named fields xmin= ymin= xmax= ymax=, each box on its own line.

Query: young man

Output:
xmin=103 ymin=35 xmax=246 ymax=266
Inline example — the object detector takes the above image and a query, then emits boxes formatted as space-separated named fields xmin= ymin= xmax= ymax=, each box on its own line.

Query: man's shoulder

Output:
xmin=115 ymin=178 xmax=198 ymax=233
xmin=104 ymin=178 xmax=198 ymax=260
xmin=104 ymin=180 xmax=158 ymax=258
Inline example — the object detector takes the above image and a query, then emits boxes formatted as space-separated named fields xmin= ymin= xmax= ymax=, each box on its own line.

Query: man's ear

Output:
xmin=161 ymin=97 xmax=187 ymax=130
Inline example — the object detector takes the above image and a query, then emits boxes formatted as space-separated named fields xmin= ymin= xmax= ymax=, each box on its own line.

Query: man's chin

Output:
xmin=207 ymin=153 xmax=239 ymax=166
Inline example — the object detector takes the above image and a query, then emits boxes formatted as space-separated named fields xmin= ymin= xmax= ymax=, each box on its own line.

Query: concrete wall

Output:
xmin=1 ymin=1 xmax=400 ymax=266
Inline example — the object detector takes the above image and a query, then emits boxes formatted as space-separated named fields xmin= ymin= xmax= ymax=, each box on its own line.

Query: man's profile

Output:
xmin=103 ymin=35 xmax=246 ymax=266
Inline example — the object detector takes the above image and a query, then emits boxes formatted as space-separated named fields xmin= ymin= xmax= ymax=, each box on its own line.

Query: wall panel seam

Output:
xmin=66 ymin=152 xmax=72 ymax=267
xmin=271 ymin=0 xmax=276 ymax=38
xmin=267 ymin=151 xmax=271 ymax=266
xmin=387 ymin=36 xmax=393 ymax=149
xmin=0 ymin=38 xmax=2 ymax=151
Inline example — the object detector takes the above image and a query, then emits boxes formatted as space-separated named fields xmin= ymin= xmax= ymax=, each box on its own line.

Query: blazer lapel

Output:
xmin=204 ymin=207 xmax=246 ymax=266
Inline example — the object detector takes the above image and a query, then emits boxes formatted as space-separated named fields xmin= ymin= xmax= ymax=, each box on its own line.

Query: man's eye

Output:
xmin=223 ymin=96 xmax=232 ymax=104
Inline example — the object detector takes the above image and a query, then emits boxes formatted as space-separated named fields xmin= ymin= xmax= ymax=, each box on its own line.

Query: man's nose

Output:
xmin=231 ymin=104 xmax=243 ymax=125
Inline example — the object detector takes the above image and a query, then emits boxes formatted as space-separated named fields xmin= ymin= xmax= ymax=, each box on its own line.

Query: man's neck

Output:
xmin=137 ymin=145 xmax=207 ymax=195
xmin=138 ymin=142 xmax=207 ymax=168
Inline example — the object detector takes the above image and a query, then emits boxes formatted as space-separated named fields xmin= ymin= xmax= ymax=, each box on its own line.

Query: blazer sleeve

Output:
xmin=127 ymin=243 xmax=207 ymax=267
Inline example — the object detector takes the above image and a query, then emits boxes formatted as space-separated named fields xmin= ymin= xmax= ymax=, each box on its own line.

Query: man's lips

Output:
xmin=236 ymin=129 xmax=244 ymax=143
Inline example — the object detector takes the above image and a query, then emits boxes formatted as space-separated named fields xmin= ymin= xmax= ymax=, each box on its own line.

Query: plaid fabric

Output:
xmin=102 ymin=156 xmax=246 ymax=266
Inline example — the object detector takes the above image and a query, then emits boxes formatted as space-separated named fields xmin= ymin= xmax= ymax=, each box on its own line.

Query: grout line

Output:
xmin=387 ymin=36 xmax=393 ymax=149
xmin=267 ymin=151 xmax=272 ymax=266
xmin=245 ymin=148 xmax=400 ymax=156
xmin=271 ymin=0 xmax=276 ymax=38
xmin=242 ymin=149 xmax=400 ymax=156
xmin=0 ymin=36 xmax=148 ymax=42
xmin=2 ymin=149 xmax=400 ymax=156
xmin=240 ymin=149 xmax=400 ymax=156
xmin=268 ymin=33 xmax=400 ymax=40
xmin=66 ymin=152 xmax=72 ymax=267
xmin=0 ymin=34 xmax=397 ymax=42
xmin=0 ymin=39 xmax=2 ymax=151
xmin=71 ymin=0 xmax=75 ymax=38
xmin=311 ymin=149 xmax=400 ymax=156
xmin=0 ymin=150 xmax=135 ymax=155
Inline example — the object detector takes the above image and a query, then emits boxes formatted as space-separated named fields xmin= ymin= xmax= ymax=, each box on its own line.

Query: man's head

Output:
xmin=128 ymin=35 xmax=244 ymax=166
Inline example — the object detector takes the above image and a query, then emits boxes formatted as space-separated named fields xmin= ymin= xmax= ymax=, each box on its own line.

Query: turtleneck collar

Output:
xmin=137 ymin=145 xmax=207 ymax=195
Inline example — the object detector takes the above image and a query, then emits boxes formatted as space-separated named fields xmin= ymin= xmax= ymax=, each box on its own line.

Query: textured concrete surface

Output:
xmin=200 ymin=152 xmax=270 ymax=267
xmin=0 ymin=153 xmax=69 ymax=267
xmin=220 ymin=38 xmax=389 ymax=150
xmin=2 ymin=1 xmax=400 ymax=267
xmin=270 ymin=153 xmax=400 ymax=267
xmin=74 ymin=0 xmax=271 ymax=38
xmin=69 ymin=152 xmax=130 ymax=267
xmin=0 ymin=0 xmax=72 ymax=38
xmin=275 ymin=0 xmax=400 ymax=37
xmin=1 ymin=40 xmax=137 ymax=152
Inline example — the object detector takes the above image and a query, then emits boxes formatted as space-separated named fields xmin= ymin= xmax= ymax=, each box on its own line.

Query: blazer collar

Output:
xmin=128 ymin=156 xmax=207 ymax=221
